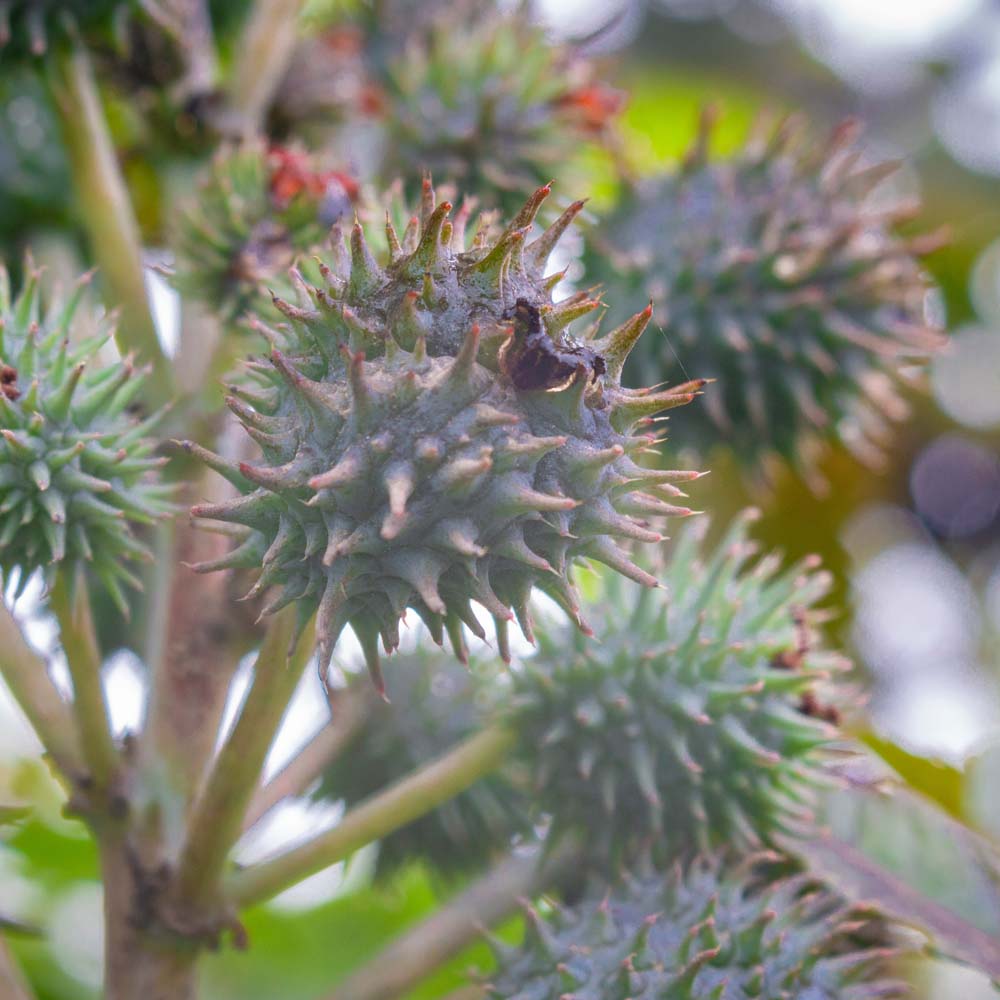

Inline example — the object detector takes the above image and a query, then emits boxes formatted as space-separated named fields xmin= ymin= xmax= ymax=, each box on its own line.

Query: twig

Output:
xmin=0 ymin=935 xmax=34 ymax=1000
xmin=48 ymin=41 xmax=175 ymax=407
xmin=330 ymin=842 xmax=580 ymax=1000
xmin=140 ymin=0 xmax=218 ymax=99
xmin=171 ymin=607 xmax=304 ymax=909
xmin=227 ymin=726 xmax=517 ymax=909
xmin=0 ymin=601 xmax=82 ymax=779
xmin=225 ymin=0 xmax=305 ymax=137
xmin=48 ymin=573 xmax=118 ymax=792
xmin=243 ymin=689 xmax=367 ymax=831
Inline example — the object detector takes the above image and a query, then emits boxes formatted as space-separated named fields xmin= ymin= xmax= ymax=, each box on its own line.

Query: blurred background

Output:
xmin=2 ymin=0 xmax=1000 ymax=997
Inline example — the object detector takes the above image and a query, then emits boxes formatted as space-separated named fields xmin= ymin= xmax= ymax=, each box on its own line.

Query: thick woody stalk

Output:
xmin=0 ymin=602 xmax=82 ymax=779
xmin=227 ymin=725 xmax=516 ymax=908
xmin=49 ymin=42 xmax=174 ymax=407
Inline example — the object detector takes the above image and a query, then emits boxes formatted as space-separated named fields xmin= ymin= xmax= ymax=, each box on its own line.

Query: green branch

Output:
xmin=227 ymin=725 xmax=517 ymax=908
xmin=49 ymin=573 xmax=118 ymax=792
xmin=331 ymin=842 xmax=580 ymax=1000
xmin=171 ymin=608 xmax=302 ymax=908
xmin=49 ymin=40 xmax=175 ymax=407
xmin=0 ymin=601 xmax=82 ymax=780
xmin=224 ymin=0 xmax=305 ymax=137
xmin=243 ymin=687 xmax=366 ymax=831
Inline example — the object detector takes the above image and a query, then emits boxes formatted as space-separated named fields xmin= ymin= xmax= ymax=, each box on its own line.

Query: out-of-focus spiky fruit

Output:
xmin=0 ymin=261 xmax=170 ymax=611
xmin=0 ymin=1 xmax=130 ymax=59
xmin=508 ymin=510 xmax=842 ymax=866
xmin=586 ymin=113 xmax=946 ymax=477
xmin=188 ymin=182 xmax=702 ymax=692
xmin=484 ymin=852 xmax=904 ymax=999
xmin=171 ymin=143 xmax=357 ymax=323
xmin=316 ymin=649 xmax=527 ymax=878
xmin=376 ymin=12 xmax=624 ymax=210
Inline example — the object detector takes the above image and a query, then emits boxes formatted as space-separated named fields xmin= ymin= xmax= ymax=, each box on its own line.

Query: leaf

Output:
xmin=858 ymin=728 xmax=967 ymax=823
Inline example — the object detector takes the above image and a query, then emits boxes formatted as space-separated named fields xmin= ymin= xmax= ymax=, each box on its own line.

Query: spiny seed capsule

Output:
xmin=484 ymin=852 xmax=905 ymax=999
xmin=0 ymin=259 xmax=170 ymax=612
xmin=187 ymin=181 xmax=703 ymax=693
xmin=586 ymin=111 xmax=946 ymax=485
xmin=171 ymin=142 xmax=357 ymax=324
xmin=508 ymin=511 xmax=846 ymax=867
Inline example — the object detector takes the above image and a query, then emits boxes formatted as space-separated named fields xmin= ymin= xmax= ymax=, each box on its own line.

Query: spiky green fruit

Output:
xmin=0 ymin=1 xmax=130 ymax=59
xmin=484 ymin=852 xmax=903 ymax=999
xmin=0 ymin=261 xmax=170 ymax=611
xmin=508 ymin=511 xmax=842 ymax=866
xmin=316 ymin=649 xmax=527 ymax=878
xmin=189 ymin=182 xmax=702 ymax=691
xmin=586 ymin=113 xmax=945 ymax=476
xmin=172 ymin=143 xmax=356 ymax=323
xmin=376 ymin=11 xmax=623 ymax=210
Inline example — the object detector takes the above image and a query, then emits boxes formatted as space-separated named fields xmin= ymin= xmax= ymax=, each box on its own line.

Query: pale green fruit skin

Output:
xmin=586 ymin=116 xmax=945 ymax=476
xmin=0 ymin=261 xmax=170 ymax=610
xmin=484 ymin=852 xmax=904 ymax=999
xmin=508 ymin=511 xmax=844 ymax=867
xmin=189 ymin=182 xmax=702 ymax=690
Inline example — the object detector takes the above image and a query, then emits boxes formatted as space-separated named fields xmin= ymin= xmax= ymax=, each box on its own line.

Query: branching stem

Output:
xmin=48 ymin=41 xmax=174 ymax=407
xmin=0 ymin=600 xmax=82 ymax=779
xmin=227 ymin=725 xmax=517 ymax=908
xmin=49 ymin=573 xmax=118 ymax=792
xmin=171 ymin=607 xmax=302 ymax=908
xmin=330 ymin=842 xmax=580 ymax=1000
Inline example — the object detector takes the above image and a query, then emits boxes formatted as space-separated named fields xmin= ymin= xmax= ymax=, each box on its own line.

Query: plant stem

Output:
xmin=171 ymin=608 xmax=302 ymax=909
xmin=140 ymin=488 xmax=254 ymax=818
xmin=0 ymin=601 xmax=82 ymax=779
xmin=49 ymin=573 xmax=118 ymax=792
xmin=0 ymin=935 xmax=34 ymax=1000
xmin=100 ymin=834 xmax=198 ymax=1000
xmin=330 ymin=842 xmax=580 ymax=1000
xmin=49 ymin=41 xmax=174 ymax=407
xmin=227 ymin=725 xmax=517 ymax=908
xmin=242 ymin=687 xmax=366 ymax=831
xmin=225 ymin=0 xmax=304 ymax=137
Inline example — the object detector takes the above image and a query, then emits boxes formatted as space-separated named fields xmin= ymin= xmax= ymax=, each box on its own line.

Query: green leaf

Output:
xmin=859 ymin=729 xmax=967 ymax=823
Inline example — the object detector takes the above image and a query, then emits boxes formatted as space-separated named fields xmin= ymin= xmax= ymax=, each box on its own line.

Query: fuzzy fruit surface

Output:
xmin=485 ymin=852 xmax=903 ymax=999
xmin=509 ymin=511 xmax=843 ymax=867
xmin=0 ymin=261 xmax=169 ymax=610
xmin=587 ymin=115 xmax=944 ymax=473
xmin=190 ymin=182 xmax=703 ymax=691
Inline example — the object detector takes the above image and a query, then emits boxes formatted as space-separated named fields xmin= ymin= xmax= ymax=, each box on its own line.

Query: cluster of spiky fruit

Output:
xmin=507 ymin=511 xmax=843 ymax=866
xmin=485 ymin=852 xmax=904 ymax=999
xmin=189 ymin=180 xmax=702 ymax=691
xmin=171 ymin=142 xmax=357 ymax=323
xmin=586 ymin=112 xmax=945 ymax=476
xmin=0 ymin=261 xmax=169 ymax=610
xmin=317 ymin=649 xmax=527 ymax=878
xmin=375 ymin=9 xmax=624 ymax=209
